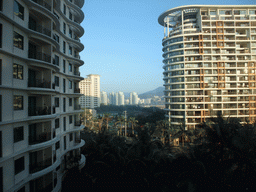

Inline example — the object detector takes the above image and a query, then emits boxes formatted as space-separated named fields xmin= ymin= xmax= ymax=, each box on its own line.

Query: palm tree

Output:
xmin=103 ymin=113 xmax=111 ymax=131
xmin=171 ymin=123 xmax=194 ymax=147
xmin=115 ymin=116 xmax=124 ymax=136
xmin=156 ymin=120 xmax=171 ymax=145
xmin=129 ymin=117 xmax=138 ymax=135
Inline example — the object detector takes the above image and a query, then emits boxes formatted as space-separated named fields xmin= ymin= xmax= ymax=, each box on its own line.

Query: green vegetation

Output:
xmin=62 ymin=114 xmax=256 ymax=191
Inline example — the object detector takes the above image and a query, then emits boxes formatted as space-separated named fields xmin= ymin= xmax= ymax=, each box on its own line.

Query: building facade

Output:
xmin=100 ymin=91 xmax=108 ymax=105
xmin=129 ymin=92 xmax=139 ymax=105
xmin=159 ymin=5 xmax=256 ymax=129
xmin=0 ymin=0 xmax=86 ymax=191
xmin=79 ymin=74 xmax=100 ymax=109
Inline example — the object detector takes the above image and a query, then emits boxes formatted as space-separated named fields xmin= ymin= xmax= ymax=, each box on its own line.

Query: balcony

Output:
xmin=29 ymin=147 xmax=52 ymax=173
xmin=29 ymin=132 xmax=51 ymax=145
xmin=28 ymin=51 xmax=51 ymax=63
xmin=31 ymin=0 xmax=51 ymax=11
xmin=74 ymin=71 xmax=80 ymax=76
xmin=74 ymin=88 xmax=80 ymax=93
xmin=74 ymin=104 xmax=81 ymax=110
xmin=29 ymin=157 xmax=52 ymax=174
xmin=28 ymin=79 xmax=51 ymax=88
xmin=28 ymin=106 xmax=51 ymax=116
xmin=28 ymin=22 xmax=51 ymax=37
xmin=75 ymin=120 xmax=81 ymax=126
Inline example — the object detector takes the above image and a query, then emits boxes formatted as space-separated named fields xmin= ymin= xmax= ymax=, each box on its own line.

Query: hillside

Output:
xmin=138 ymin=86 xmax=164 ymax=99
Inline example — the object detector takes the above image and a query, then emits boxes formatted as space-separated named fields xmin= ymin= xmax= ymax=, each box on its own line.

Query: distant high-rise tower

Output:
xmin=118 ymin=92 xmax=125 ymax=106
xmin=109 ymin=92 xmax=116 ymax=105
xmin=129 ymin=92 xmax=139 ymax=105
xmin=100 ymin=91 xmax=108 ymax=105
xmin=79 ymin=74 xmax=100 ymax=109
xmin=159 ymin=5 xmax=256 ymax=129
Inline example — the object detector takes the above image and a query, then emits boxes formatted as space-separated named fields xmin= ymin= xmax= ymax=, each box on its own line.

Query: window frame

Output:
xmin=13 ymin=31 xmax=24 ymax=50
xmin=14 ymin=156 xmax=25 ymax=175
xmin=13 ymin=63 xmax=23 ymax=80
xmin=14 ymin=0 xmax=24 ymax=20
xmin=14 ymin=126 xmax=24 ymax=143
xmin=13 ymin=95 xmax=23 ymax=110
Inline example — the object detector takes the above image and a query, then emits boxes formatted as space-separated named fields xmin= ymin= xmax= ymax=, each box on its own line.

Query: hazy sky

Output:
xmin=80 ymin=0 xmax=254 ymax=94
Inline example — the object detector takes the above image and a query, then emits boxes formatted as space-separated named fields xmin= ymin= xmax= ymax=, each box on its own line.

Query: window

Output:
xmin=69 ymin=80 xmax=72 ymax=89
xmin=63 ymin=41 xmax=66 ymax=53
xmin=64 ymin=136 xmax=66 ymax=150
xmin=56 ymin=141 xmax=60 ymax=150
xmin=210 ymin=11 xmax=216 ymax=15
xmin=63 ymin=4 xmax=66 ymax=15
xmin=63 ymin=98 xmax=66 ymax=112
xmin=63 ymin=79 xmax=66 ymax=93
xmin=69 ymin=63 xmax=72 ymax=72
xmin=0 ymin=131 xmax=2 ymax=157
xmin=13 ymin=32 xmax=24 ymax=49
xmin=69 ymin=133 xmax=73 ymax=141
xmin=54 ymin=55 xmax=59 ymax=66
xmin=15 ymin=156 xmax=24 ymax=175
xmin=55 ymin=76 xmax=59 ymax=86
xmin=69 ymin=115 xmax=72 ymax=124
xmin=55 ymin=119 xmax=59 ymax=129
xmin=0 ymin=167 xmax=2 ymax=192
xmin=0 ymin=60 xmax=2 ymax=85
xmin=55 ymin=97 xmax=59 ymax=107
xmin=69 ymin=98 xmax=72 ymax=106
xmin=13 ymin=96 xmax=23 ymax=110
xmin=63 ymin=60 xmax=66 ymax=73
xmin=69 ymin=12 xmax=72 ymax=20
xmin=63 ymin=117 xmax=66 ymax=131
xmin=13 ymin=64 xmax=23 ymax=80
xmin=69 ymin=29 xmax=72 ymax=38
xmin=0 ymin=24 xmax=2 ymax=48
xmin=53 ymin=34 xmax=59 ymax=43
xmin=17 ymin=187 xmax=25 ymax=192
xmin=0 ymin=0 xmax=2 ymax=12
xmin=63 ymin=22 xmax=66 ymax=34
xmin=14 ymin=126 xmax=24 ymax=143
xmin=69 ymin=46 xmax=72 ymax=55
xmin=14 ymin=0 xmax=24 ymax=20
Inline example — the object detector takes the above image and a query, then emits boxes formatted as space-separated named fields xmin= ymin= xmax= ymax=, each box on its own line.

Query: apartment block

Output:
xmin=79 ymin=74 xmax=100 ymax=109
xmin=158 ymin=5 xmax=256 ymax=129
xmin=0 ymin=0 xmax=86 ymax=191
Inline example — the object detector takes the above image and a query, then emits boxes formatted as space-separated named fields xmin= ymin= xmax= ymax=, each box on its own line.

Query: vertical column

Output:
xmin=167 ymin=16 xmax=169 ymax=37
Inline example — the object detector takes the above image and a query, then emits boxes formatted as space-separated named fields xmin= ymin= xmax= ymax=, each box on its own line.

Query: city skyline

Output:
xmin=79 ymin=0 xmax=255 ymax=94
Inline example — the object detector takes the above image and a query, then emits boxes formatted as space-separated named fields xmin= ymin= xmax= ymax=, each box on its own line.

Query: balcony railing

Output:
xmin=28 ymin=51 xmax=51 ymax=63
xmin=74 ymin=71 xmax=80 ymax=76
xmin=28 ymin=79 xmax=51 ymax=88
xmin=29 ymin=132 xmax=51 ymax=145
xmin=29 ymin=157 xmax=52 ymax=173
xmin=31 ymin=0 xmax=51 ymax=11
xmin=74 ymin=88 xmax=80 ymax=93
xmin=28 ymin=22 xmax=51 ymax=37
xmin=28 ymin=106 xmax=51 ymax=116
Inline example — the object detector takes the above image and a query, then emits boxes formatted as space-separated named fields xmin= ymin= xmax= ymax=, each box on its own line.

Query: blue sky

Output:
xmin=80 ymin=0 xmax=255 ymax=94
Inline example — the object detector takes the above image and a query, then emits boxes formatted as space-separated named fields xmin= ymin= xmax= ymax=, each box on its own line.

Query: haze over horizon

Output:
xmin=79 ymin=0 xmax=254 ymax=94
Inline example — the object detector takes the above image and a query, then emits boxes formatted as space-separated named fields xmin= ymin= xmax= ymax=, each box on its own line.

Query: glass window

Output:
xmin=0 ymin=24 xmax=2 ymax=48
xmin=14 ymin=0 xmax=24 ymax=20
xmin=249 ymin=10 xmax=256 ymax=15
xmin=69 ymin=63 xmax=72 ymax=72
xmin=63 ymin=41 xmax=66 ymax=53
xmin=55 ymin=119 xmax=59 ymax=128
xmin=63 ymin=60 xmax=66 ymax=73
xmin=63 ymin=4 xmax=66 ymax=15
xmin=69 ymin=29 xmax=72 ymax=38
xmin=69 ymin=115 xmax=72 ymax=124
xmin=55 ymin=55 xmax=59 ymax=66
xmin=0 ymin=0 xmax=2 ymax=12
xmin=13 ymin=64 xmax=23 ymax=80
xmin=15 ymin=156 xmax=24 ymax=175
xmin=56 ymin=141 xmax=60 ymax=149
xmin=69 ymin=46 xmax=72 ymax=55
xmin=69 ymin=133 xmax=73 ymax=141
xmin=63 ymin=79 xmax=66 ymax=93
xmin=55 ymin=97 xmax=59 ymax=107
xmin=14 ymin=126 xmax=24 ymax=143
xmin=63 ymin=22 xmax=66 ymax=34
xmin=55 ymin=76 xmax=59 ymax=86
xmin=210 ymin=11 xmax=216 ymax=15
xmin=63 ymin=117 xmax=66 ymax=131
xmin=13 ymin=32 xmax=24 ymax=49
xmin=69 ymin=12 xmax=72 ymax=20
xmin=69 ymin=80 xmax=72 ymax=89
xmin=69 ymin=98 xmax=72 ymax=106
xmin=13 ymin=96 xmax=23 ymax=110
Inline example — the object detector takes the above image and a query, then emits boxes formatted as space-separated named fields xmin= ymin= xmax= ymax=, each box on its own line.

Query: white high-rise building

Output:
xmin=109 ymin=92 xmax=116 ymax=105
xmin=118 ymin=92 xmax=125 ymax=106
xmin=100 ymin=91 xmax=108 ymax=105
xmin=79 ymin=74 xmax=100 ymax=109
xmin=0 ymin=0 xmax=86 ymax=191
xmin=129 ymin=92 xmax=139 ymax=105
xmin=159 ymin=5 xmax=256 ymax=129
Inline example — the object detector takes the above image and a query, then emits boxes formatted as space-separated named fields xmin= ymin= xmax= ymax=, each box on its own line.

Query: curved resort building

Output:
xmin=0 ymin=0 xmax=85 ymax=191
xmin=158 ymin=5 xmax=256 ymax=130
